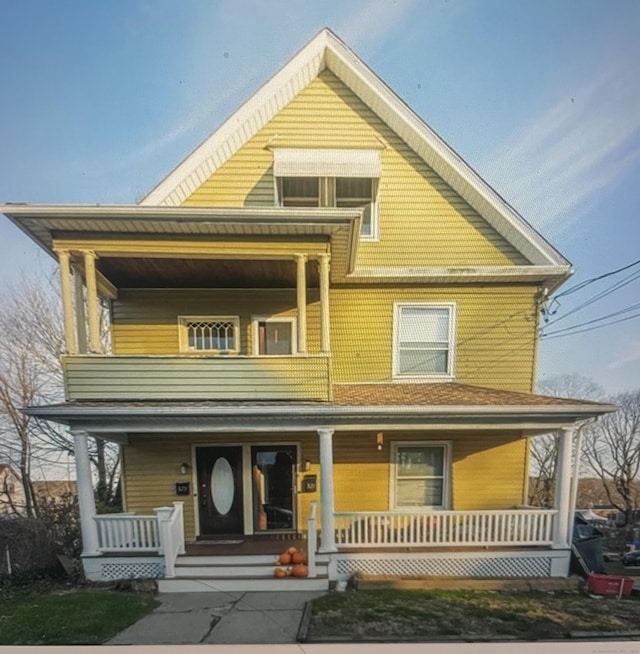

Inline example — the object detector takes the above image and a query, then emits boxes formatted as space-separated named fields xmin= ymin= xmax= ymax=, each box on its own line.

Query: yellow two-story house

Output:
xmin=2 ymin=29 xmax=614 ymax=590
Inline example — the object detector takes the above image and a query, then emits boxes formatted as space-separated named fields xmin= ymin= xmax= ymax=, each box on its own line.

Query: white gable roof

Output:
xmin=141 ymin=28 xmax=569 ymax=270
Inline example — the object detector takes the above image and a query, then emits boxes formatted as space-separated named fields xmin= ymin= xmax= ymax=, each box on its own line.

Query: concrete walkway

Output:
xmin=106 ymin=591 xmax=325 ymax=645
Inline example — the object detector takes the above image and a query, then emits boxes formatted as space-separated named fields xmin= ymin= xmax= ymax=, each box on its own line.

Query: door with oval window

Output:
xmin=196 ymin=446 xmax=244 ymax=536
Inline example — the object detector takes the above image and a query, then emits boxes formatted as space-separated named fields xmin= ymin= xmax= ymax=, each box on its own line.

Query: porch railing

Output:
xmin=156 ymin=502 xmax=186 ymax=577
xmin=334 ymin=509 xmax=557 ymax=548
xmin=307 ymin=501 xmax=318 ymax=578
xmin=94 ymin=513 xmax=160 ymax=552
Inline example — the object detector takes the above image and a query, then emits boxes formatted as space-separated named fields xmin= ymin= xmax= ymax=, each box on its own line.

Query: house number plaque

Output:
xmin=301 ymin=475 xmax=317 ymax=493
xmin=175 ymin=481 xmax=190 ymax=496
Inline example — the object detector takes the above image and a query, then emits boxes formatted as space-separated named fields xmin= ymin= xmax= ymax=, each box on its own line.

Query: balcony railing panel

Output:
xmin=63 ymin=354 xmax=331 ymax=401
xmin=334 ymin=509 xmax=556 ymax=548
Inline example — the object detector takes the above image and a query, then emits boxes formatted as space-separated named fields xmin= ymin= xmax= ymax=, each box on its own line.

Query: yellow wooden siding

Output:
xmin=183 ymin=71 xmax=529 ymax=268
xmin=333 ymin=432 xmax=527 ymax=512
xmin=330 ymin=285 xmax=538 ymax=391
xmin=111 ymin=289 xmax=321 ymax=355
xmin=121 ymin=431 xmax=527 ymax=541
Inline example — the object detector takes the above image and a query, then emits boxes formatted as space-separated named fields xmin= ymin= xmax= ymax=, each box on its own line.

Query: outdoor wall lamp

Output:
xmin=180 ymin=462 xmax=190 ymax=475
xmin=301 ymin=460 xmax=311 ymax=472
xmin=377 ymin=432 xmax=384 ymax=451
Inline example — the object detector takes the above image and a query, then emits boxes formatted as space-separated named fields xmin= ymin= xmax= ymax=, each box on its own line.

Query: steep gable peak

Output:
xmin=141 ymin=28 xmax=569 ymax=272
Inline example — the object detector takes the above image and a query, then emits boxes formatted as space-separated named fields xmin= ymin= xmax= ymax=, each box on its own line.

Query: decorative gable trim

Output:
xmin=140 ymin=28 xmax=569 ymax=272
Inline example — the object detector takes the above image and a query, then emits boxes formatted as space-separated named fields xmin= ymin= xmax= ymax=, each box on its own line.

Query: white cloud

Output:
xmin=609 ymin=339 xmax=640 ymax=370
xmin=482 ymin=43 xmax=640 ymax=236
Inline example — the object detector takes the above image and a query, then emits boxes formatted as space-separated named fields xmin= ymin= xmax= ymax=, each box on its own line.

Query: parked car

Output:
xmin=622 ymin=550 xmax=640 ymax=566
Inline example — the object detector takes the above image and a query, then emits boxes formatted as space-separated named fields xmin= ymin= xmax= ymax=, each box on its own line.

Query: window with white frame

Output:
xmin=273 ymin=148 xmax=382 ymax=240
xmin=393 ymin=303 xmax=456 ymax=379
xmin=277 ymin=176 xmax=378 ymax=238
xmin=391 ymin=442 xmax=450 ymax=509
xmin=252 ymin=316 xmax=296 ymax=355
xmin=178 ymin=316 xmax=240 ymax=354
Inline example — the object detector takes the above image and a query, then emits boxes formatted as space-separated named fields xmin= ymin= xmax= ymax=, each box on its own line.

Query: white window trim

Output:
xmin=392 ymin=301 xmax=457 ymax=382
xmin=275 ymin=175 xmax=380 ymax=242
xmin=251 ymin=316 xmax=297 ymax=356
xmin=389 ymin=441 xmax=452 ymax=511
xmin=178 ymin=315 xmax=240 ymax=355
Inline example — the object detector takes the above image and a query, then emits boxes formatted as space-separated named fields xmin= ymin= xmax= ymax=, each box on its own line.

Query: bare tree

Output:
xmin=0 ymin=275 xmax=119 ymax=515
xmin=529 ymin=374 xmax=605 ymax=506
xmin=582 ymin=389 xmax=640 ymax=525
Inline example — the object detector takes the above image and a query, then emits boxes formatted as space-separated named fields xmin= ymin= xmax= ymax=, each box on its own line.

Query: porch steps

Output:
xmin=158 ymin=553 xmax=330 ymax=593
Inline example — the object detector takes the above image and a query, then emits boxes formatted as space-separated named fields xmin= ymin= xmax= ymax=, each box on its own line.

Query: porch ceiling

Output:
xmin=23 ymin=382 xmax=617 ymax=438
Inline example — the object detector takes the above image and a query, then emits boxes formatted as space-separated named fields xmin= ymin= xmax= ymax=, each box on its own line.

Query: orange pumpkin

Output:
xmin=291 ymin=563 xmax=308 ymax=578
xmin=278 ymin=552 xmax=292 ymax=565
xmin=291 ymin=551 xmax=306 ymax=565
xmin=287 ymin=546 xmax=298 ymax=555
xmin=274 ymin=567 xmax=287 ymax=578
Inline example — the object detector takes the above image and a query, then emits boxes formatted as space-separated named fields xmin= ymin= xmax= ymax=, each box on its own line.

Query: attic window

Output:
xmin=274 ymin=149 xmax=381 ymax=240
xmin=179 ymin=316 xmax=239 ymax=354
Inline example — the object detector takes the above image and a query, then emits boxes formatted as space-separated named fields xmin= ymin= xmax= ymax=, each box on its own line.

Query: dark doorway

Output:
xmin=251 ymin=446 xmax=296 ymax=531
xmin=196 ymin=446 xmax=244 ymax=536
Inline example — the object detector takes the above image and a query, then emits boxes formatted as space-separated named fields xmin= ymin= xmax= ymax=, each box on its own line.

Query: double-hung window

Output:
xmin=393 ymin=303 xmax=456 ymax=379
xmin=273 ymin=149 xmax=381 ymax=239
xmin=179 ymin=316 xmax=240 ymax=354
xmin=391 ymin=442 xmax=450 ymax=509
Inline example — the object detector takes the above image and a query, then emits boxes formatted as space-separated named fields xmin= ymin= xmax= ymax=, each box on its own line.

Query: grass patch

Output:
xmin=309 ymin=589 xmax=640 ymax=641
xmin=0 ymin=588 xmax=159 ymax=645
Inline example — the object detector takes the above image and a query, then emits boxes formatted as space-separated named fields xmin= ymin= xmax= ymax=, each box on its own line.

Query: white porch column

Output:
xmin=552 ymin=427 xmax=574 ymax=548
xmin=318 ymin=254 xmax=331 ymax=353
xmin=83 ymin=250 xmax=102 ymax=354
xmin=73 ymin=265 xmax=88 ymax=354
xmin=318 ymin=428 xmax=337 ymax=553
xmin=296 ymin=254 xmax=307 ymax=353
xmin=72 ymin=430 xmax=100 ymax=556
xmin=58 ymin=250 xmax=77 ymax=354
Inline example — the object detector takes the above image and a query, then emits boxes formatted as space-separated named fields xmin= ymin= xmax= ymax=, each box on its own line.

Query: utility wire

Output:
xmin=553 ymin=257 xmax=640 ymax=299
xmin=541 ymin=301 xmax=640 ymax=337
xmin=541 ymin=311 xmax=640 ymax=340
xmin=544 ymin=268 xmax=640 ymax=328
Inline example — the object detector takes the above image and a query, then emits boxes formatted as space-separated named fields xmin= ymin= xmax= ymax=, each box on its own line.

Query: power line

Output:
xmin=554 ymin=257 xmax=640 ymax=299
xmin=541 ymin=310 xmax=640 ymax=340
xmin=541 ymin=301 xmax=640 ymax=337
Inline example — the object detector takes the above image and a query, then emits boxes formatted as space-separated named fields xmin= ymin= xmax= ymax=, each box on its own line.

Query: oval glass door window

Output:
xmin=211 ymin=458 xmax=234 ymax=515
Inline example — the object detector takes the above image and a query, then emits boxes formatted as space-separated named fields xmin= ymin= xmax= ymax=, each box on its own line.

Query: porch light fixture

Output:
xmin=180 ymin=462 xmax=190 ymax=475
xmin=377 ymin=432 xmax=384 ymax=451
xmin=302 ymin=460 xmax=311 ymax=472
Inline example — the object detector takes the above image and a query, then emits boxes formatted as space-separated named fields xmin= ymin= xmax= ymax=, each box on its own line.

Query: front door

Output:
xmin=196 ymin=446 xmax=244 ymax=536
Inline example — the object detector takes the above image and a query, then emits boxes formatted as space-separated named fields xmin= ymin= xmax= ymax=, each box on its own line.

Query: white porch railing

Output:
xmin=334 ymin=509 xmax=557 ymax=548
xmin=94 ymin=513 xmax=160 ymax=552
xmin=156 ymin=502 xmax=186 ymax=578
xmin=307 ymin=501 xmax=318 ymax=578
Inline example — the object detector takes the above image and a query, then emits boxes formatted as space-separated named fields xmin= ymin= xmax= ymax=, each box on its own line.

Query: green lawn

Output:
xmin=0 ymin=588 xmax=160 ymax=645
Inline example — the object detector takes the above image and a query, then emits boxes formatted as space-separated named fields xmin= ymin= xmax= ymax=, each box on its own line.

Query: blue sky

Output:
xmin=1 ymin=0 xmax=639 ymax=395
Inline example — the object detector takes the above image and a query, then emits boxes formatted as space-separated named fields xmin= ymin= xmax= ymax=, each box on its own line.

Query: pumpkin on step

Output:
xmin=274 ymin=567 xmax=287 ymax=578
xmin=291 ymin=551 xmax=306 ymax=565
xmin=278 ymin=552 xmax=292 ymax=565
xmin=287 ymin=546 xmax=298 ymax=555
xmin=291 ymin=563 xmax=308 ymax=578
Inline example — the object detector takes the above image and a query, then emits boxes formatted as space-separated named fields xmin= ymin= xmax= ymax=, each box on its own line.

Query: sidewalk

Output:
xmin=106 ymin=590 xmax=326 ymax=645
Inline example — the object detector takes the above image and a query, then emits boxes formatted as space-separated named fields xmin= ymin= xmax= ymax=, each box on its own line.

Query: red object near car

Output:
xmin=587 ymin=573 xmax=634 ymax=596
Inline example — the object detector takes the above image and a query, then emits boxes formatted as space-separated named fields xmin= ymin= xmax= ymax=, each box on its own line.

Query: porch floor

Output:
xmin=185 ymin=533 xmax=306 ymax=557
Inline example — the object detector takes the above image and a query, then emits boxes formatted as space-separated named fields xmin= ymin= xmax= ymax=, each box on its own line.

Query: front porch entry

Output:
xmin=195 ymin=444 xmax=298 ymax=539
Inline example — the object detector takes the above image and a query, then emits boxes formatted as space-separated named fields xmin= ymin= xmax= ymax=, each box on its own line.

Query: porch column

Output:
xmin=318 ymin=254 xmax=331 ymax=353
xmin=58 ymin=250 xmax=77 ymax=354
xmin=318 ymin=428 xmax=337 ymax=553
xmin=296 ymin=254 xmax=307 ymax=353
xmin=82 ymin=250 xmax=102 ymax=353
xmin=72 ymin=430 xmax=100 ymax=556
xmin=552 ymin=427 xmax=574 ymax=548
xmin=73 ymin=265 xmax=88 ymax=354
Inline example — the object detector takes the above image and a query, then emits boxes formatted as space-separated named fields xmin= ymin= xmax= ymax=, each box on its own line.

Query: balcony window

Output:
xmin=179 ymin=316 xmax=239 ymax=354
xmin=253 ymin=317 xmax=296 ymax=355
